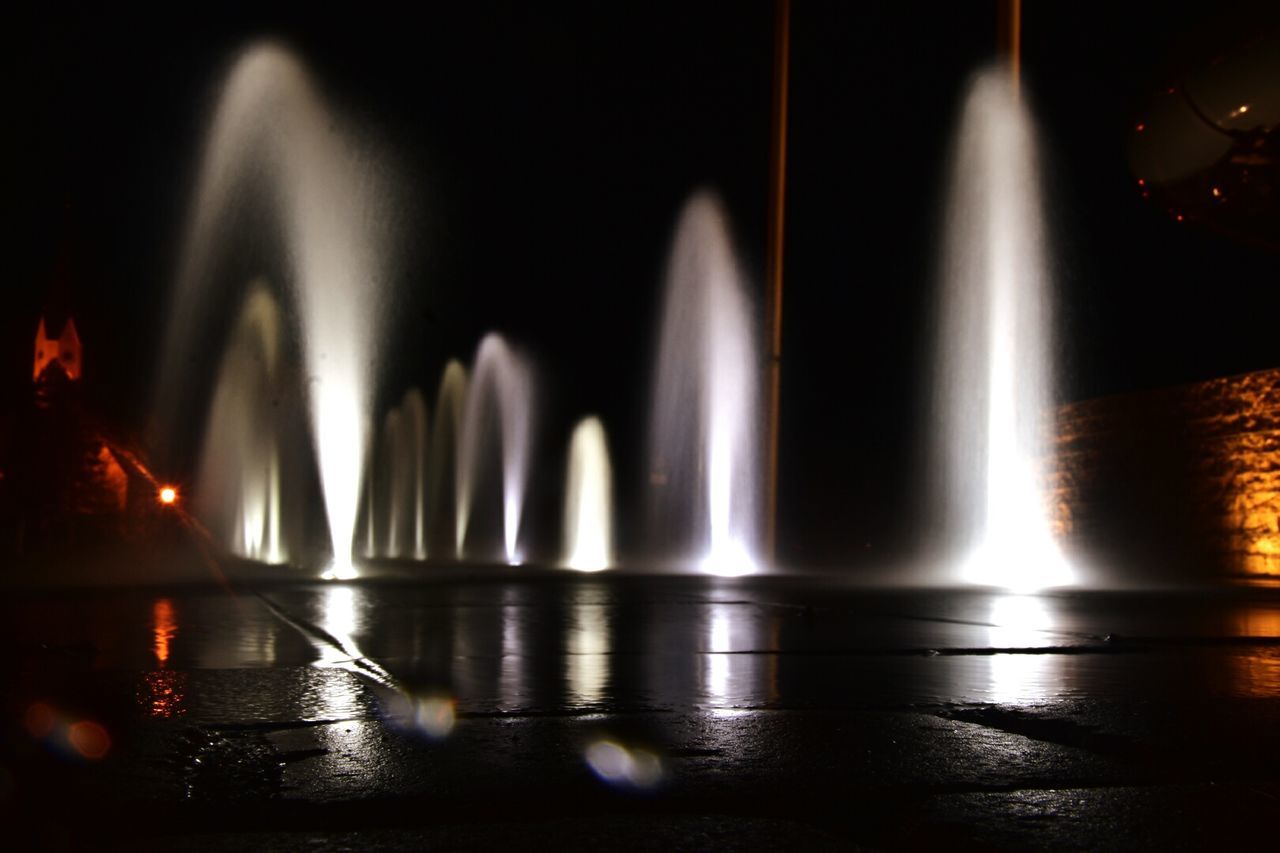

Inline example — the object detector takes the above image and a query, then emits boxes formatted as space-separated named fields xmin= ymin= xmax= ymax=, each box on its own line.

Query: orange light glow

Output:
xmin=1176 ymin=214 xmax=1185 ymax=222
xmin=142 ymin=670 xmax=187 ymax=718
xmin=153 ymin=598 xmax=176 ymax=665
xmin=158 ymin=486 xmax=178 ymax=506
xmin=1135 ymin=123 xmax=1145 ymax=132
xmin=68 ymin=721 xmax=111 ymax=760
xmin=1211 ymin=187 xmax=1222 ymax=198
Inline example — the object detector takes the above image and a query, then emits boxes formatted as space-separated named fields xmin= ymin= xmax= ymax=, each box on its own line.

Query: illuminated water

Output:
xmin=366 ymin=389 xmax=429 ymax=559
xmin=937 ymin=66 xmax=1073 ymax=591
xmin=159 ymin=42 xmax=391 ymax=576
xmin=649 ymin=191 xmax=761 ymax=576
xmin=455 ymin=334 xmax=534 ymax=563
xmin=563 ymin=416 xmax=614 ymax=571
xmin=428 ymin=361 xmax=468 ymax=557
xmin=195 ymin=283 xmax=290 ymax=563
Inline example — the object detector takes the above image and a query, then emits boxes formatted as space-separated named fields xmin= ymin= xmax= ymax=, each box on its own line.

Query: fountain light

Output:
xmin=320 ymin=563 xmax=359 ymax=581
xmin=937 ymin=66 xmax=1074 ymax=592
xmin=563 ymin=417 xmax=614 ymax=572
xmin=650 ymin=192 xmax=762 ymax=576
xmin=699 ymin=539 xmax=759 ymax=578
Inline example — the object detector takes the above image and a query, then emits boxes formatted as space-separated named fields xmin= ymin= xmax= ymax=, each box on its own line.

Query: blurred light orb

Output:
xmin=415 ymin=697 xmax=456 ymax=739
xmin=585 ymin=739 xmax=663 ymax=789
xmin=67 ymin=720 xmax=111 ymax=760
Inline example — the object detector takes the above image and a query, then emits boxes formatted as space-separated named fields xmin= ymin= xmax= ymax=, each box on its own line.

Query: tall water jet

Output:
xmin=563 ymin=416 xmax=614 ymax=572
xmin=195 ymin=282 xmax=290 ymax=563
xmin=156 ymin=42 xmax=392 ymax=577
xmin=455 ymin=334 xmax=534 ymax=563
xmin=649 ymin=191 xmax=761 ymax=576
xmin=427 ymin=361 xmax=467 ymax=557
xmin=936 ymin=66 xmax=1073 ymax=591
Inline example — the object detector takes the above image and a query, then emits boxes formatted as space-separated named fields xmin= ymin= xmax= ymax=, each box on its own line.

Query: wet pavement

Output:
xmin=5 ymin=573 xmax=1280 ymax=849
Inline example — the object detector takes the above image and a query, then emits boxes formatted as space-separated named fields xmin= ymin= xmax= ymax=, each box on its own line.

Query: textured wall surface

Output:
xmin=1052 ymin=368 xmax=1280 ymax=578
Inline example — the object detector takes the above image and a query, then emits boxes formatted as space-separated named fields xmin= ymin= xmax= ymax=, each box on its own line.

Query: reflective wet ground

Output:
xmin=5 ymin=574 xmax=1280 ymax=849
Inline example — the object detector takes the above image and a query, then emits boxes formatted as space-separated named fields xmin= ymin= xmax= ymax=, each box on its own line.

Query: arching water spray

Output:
xmin=428 ymin=361 xmax=467 ymax=557
xmin=564 ymin=417 xmax=614 ymax=572
xmin=456 ymin=335 xmax=534 ymax=563
xmin=157 ymin=43 xmax=392 ymax=577
xmin=937 ymin=66 xmax=1073 ymax=591
xmin=196 ymin=283 xmax=289 ymax=564
xmin=649 ymin=192 xmax=761 ymax=576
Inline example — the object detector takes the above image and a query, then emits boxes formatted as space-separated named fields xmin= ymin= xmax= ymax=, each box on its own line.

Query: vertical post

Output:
xmin=764 ymin=0 xmax=790 ymax=564
xmin=996 ymin=0 xmax=1022 ymax=96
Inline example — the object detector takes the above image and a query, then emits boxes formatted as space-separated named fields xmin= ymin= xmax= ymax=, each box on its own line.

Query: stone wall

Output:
xmin=1051 ymin=368 xmax=1280 ymax=579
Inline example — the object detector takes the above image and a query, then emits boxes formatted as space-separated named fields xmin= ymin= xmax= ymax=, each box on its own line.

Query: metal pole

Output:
xmin=764 ymin=0 xmax=790 ymax=564
xmin=997 ymin=0 xmax=1022 ymax=96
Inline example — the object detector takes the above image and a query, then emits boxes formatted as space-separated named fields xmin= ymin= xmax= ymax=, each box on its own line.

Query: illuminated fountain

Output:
xmin=649 ymin=191 xmax=761 ymax=576
xmin=455 ymin=334 xmax=534 ymax=563
xmin=195 ymin=283 xmax=290 ymax=563
xmin=366 ymin=389 xmax=429 ymax=559
xmin=428 ymin=361 xmax=468 ymax=557
xmin=936 ymin=66 xmax=1073 ymax=591
xmin=563 ymin=416 xmax=614 ymax=571
xmin=157 ymin=42 xmax=392 ymax=577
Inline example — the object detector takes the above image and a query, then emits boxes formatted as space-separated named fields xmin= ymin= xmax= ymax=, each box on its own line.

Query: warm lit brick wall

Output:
xmin=1051 ymin=368 xmax=1280 ymax=578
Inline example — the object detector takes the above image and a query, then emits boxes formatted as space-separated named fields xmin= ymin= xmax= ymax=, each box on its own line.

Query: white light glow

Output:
xmin=164 ymin=44 xmax=390 ymax=573
xmin=566 ymin=590 xmax=609 ymax=704
xmin=985 ymin=594 xmax=1062 ymax=703
xmin=563 ymin=417 xmax=615 ymax=572
xmin=938 ymin=66 xmax=1074 ymax=592
xmin=699 ymin=539 xmax=759 ymax=578
xmin=650 ymin=193 xmax=763 ymax=576
xmin=320 ymin=563 xmax=359 ymax=581
xmin=455 ymin=335 xmax=533 ymax=563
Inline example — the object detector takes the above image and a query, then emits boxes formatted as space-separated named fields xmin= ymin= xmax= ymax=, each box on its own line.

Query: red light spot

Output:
xmin=1137 ymin=178 xmax=1145 ymax=187
xmin=1176 ymin=214 xmax=1185 ymax=222
xmin=24 ymin=703 xmax=55 ymax=739
xmin=1135 ymin=123 xmax=1145 ymax=132
xmin=68 ymin=721 xmax=111 ymax=760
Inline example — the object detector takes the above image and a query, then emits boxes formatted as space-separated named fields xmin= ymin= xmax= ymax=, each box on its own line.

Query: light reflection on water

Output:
xmin=701 ymin=601 xmax=778 ymax=711
xmin=984 ymin=594 xmax=1063 ymax=705
xmin=1231 ymin=605 xmax=1280 ymax=697
xmin=565 ymin=586 xmax=610 ymax=705
xmin=36 ymin=581 xmax=1280 ymax=729
xmin=499 ymin=586 xmax=527 ymax=709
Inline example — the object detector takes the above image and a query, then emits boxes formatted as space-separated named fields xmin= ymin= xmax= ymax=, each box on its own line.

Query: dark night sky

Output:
xmin=4 ymin=1 xmax=1278 ymax=566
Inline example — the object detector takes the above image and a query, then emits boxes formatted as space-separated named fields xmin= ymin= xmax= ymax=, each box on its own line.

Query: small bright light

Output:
xmin=1211 ymin=187 xmax=1222 ymax=198
xmin=1135 ymin=122 xmax=1145 ymax=132
xmin=700 ymin=539 xmax=759 ymax=577
xmin=158 ymin=486 xmax=178 ymax=506
xmin=320 ymin=562 xmax=359 ymax=581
